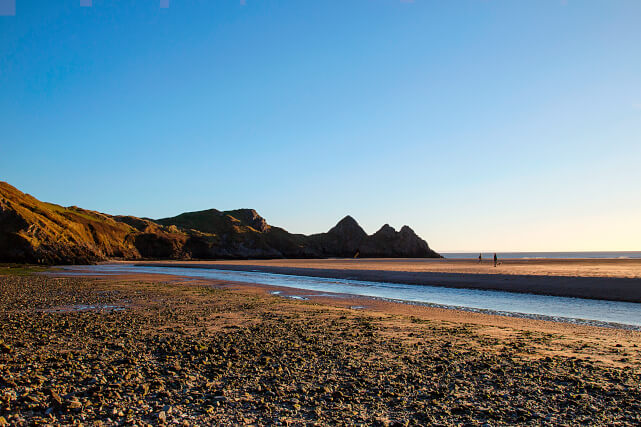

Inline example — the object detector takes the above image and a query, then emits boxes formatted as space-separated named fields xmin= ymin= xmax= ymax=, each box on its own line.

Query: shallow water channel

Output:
xmin=61 ymin=264 xmax=641 ymax=330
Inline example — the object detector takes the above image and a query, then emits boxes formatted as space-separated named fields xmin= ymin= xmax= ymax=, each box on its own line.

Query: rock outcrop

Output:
xmin=308 ymin=217 xmax=440 ymax=259
xmin=308 ymin=216 xmax=369 ymax=257
xmin=360 ymin=224 xmax=435 ymax=257
xmin=0 ymin=181 xmax=441 ymax=264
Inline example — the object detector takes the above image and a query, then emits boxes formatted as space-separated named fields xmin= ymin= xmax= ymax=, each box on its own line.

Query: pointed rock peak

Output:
xmin=373 ymin=223 xmax=397 ymax=238
xmin=400 ymin=225 xmax=417 ymax=235
xmin=328 ymin=215 xmax=367 ymax=237
xmin=378 ymin=224 xmax=397 ymax=233
xmin=337 ymin=215 xmax=358 ymax=226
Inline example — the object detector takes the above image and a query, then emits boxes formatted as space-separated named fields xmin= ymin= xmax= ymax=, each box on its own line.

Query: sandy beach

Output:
xmin=1 ymin=265 xmax=640 ymax=425
xmin=138 ymin=258 xmax=641 ymax=278
xmin=133 ymin=258 xmax=641 ymax=302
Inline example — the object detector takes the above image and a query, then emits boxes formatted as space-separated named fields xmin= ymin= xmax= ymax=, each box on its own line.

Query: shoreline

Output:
xmin=130 ymin=259 xmax=641 ymax=303
xmin=54 ymin=269 xmax=641 ymax=366
xmin=2 ymin=268 xmax=640 ymax=424
xmin=55 ymin=268 xmax=641 ymax=333
xmin=56 ymin=267 xmax=641 ymax=331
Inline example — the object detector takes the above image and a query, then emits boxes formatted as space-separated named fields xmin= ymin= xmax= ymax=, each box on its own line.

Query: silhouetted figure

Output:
xmin=478 ymin=253 xmax=482 ymax=263
xmin=493 ymin=253 xmax=498 ymax=267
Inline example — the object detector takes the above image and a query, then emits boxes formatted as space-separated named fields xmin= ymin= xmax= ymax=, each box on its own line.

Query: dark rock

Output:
xmin=309 ymin=218 xmax=440 ymax=258
xmin=0 ymin=181 xmax=441 ymax=264
xmin=226 ymin=209 xmax=270 ymax=232
xmin=0 ymin=342 xmax=12 ymax=354
xmin=49 ymin=390 xmax=63 ymax=407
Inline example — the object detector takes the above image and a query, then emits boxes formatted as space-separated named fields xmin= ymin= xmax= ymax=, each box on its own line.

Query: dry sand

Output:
xmin=131 ymin=258 xmax=641 ymax=302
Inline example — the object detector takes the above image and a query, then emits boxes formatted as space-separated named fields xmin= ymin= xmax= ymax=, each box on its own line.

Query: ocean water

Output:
xmin=442 ymin=251 xmax=641 ymax=259
xmin=62 ymin=264 xmax=641 ymax=330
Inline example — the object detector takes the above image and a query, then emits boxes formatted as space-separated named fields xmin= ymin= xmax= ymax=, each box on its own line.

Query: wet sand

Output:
xmin=2 ymin=268 xmax=641 ymax=425
xmin=136 ymin=258 xmax=641 ymax=278
xmin=132 ymin=258 xmax=641 ymax=302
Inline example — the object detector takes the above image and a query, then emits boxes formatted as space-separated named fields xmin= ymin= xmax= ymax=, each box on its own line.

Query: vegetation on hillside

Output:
xmin=0 ymin=182 xmax=440 ymax=264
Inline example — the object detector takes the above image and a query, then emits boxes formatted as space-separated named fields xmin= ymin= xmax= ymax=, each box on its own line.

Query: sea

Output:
xmin=441 ymin=251 xmax=641 ymax=259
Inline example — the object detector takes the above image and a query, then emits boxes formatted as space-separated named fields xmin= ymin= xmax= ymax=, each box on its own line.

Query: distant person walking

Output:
xmin=493 ymin=253 xmax=498 ymax=267
xmin=478 ymin=253 xmax=482 ymax=263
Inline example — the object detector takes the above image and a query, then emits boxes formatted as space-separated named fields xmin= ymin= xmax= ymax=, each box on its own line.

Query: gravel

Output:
xmin=0 ymin=275 xmax=640 ymax=426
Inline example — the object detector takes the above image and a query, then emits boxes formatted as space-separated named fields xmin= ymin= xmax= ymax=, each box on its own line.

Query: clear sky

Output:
xmin=1 ymin=0 xmax=640 ymax=252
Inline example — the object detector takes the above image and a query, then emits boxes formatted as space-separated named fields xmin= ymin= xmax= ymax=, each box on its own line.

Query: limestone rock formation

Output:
xmin=0 ymin=181 xmax=441 ymax=264
xmin=360 ymin=224 xmax=437 ymax=257
xmin=309 ymin=218 xmax=439 ymax=259
xmin=308 ymin=216 xmax=368 ymax=257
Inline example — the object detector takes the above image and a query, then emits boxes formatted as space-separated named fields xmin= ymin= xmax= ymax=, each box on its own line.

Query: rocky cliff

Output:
xmin=0 ymin=182 xmax=441 ymax=264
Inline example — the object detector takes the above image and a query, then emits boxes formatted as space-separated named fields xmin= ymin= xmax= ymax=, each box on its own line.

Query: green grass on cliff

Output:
xmin=0 ymin=264 xmax=51 ymax=276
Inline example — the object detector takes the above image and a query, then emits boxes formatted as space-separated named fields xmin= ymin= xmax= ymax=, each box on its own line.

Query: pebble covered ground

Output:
xmin=0 ymin=272 xmax=640 ymax=426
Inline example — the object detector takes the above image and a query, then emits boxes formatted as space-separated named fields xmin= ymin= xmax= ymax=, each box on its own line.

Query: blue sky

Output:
xmin=1 ymin=0 xmax=640 ymax=251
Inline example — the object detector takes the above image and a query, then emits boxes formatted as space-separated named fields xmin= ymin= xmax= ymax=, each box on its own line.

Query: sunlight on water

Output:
xmin=62 ymin=264 xmax=641 ymax=329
